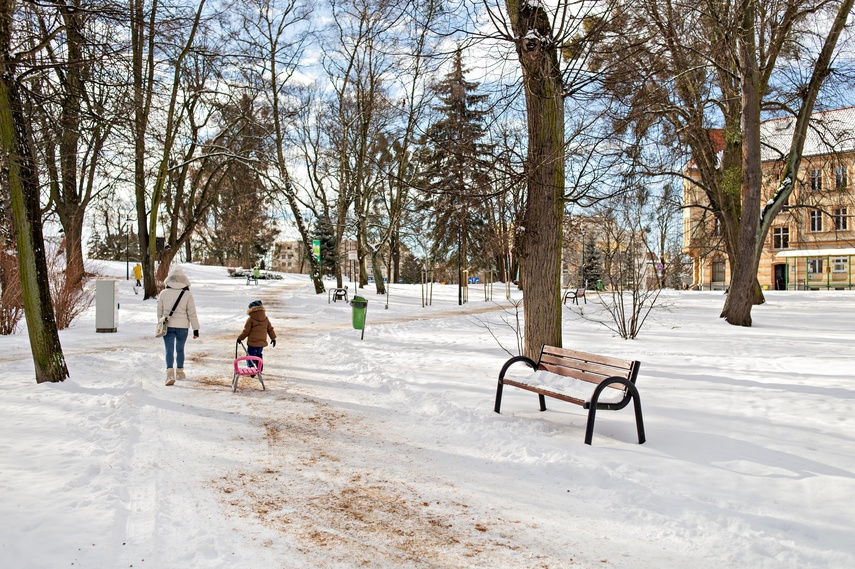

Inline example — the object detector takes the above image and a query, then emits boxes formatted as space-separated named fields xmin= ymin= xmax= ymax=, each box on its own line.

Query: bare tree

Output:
xmin=321 ymin=0 xmax=401 ymax=292
xmin=727 ymin=0 xmax=855 ymax=325
xmin=487 ymin=0 xmax=616 ymax=358
xmin=0 ymin=0 xmax=68 ymax=382
xmin=0 ymin=178 xmax=23 ymax=335
xmin=597 ymin=0 xmax=855 ymax=325
xmin=234 ymin=0 xmax=321 ymax=291
xmin=25 ymin=1 xmax=127 ymax=293
xmin=589 ymin=190 xmax=663 ymax=339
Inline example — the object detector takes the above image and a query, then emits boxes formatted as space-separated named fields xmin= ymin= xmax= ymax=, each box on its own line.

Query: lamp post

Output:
xmin=458 ymin=223 xmax=462 ymax=306
xmin=579 ymin=227 xmax=586 ymax=288
xmin=124 ymin=211 xmax=134 ymax=280
xmin=125 ymin=216 xmax=130 ymax=280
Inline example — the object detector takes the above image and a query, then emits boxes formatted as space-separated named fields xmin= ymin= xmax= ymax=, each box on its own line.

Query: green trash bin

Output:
xmin=350 ymin=296 xmax=368 ymax=330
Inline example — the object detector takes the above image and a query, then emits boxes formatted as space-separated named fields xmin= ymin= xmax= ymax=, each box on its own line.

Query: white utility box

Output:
xmin=95 ymin=280 xmax=119 ymax=333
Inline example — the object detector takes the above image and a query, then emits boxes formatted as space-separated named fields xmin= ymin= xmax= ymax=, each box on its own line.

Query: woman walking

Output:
xmin=157 ymin=266 xmax=200 ymax=385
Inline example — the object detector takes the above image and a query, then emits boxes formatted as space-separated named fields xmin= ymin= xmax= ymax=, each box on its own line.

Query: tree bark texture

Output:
xmin=0 ymin=0 xmax=69 ymax=382
xmin=56 ymin=1 xmax=86 ymax=291
xmin=130 ymin=0 xmax=157 ymax=299
xmin=725 ymin=0 xmax=764 ymax=327
xmin=506 ymin=0 xmax=565 ymax=359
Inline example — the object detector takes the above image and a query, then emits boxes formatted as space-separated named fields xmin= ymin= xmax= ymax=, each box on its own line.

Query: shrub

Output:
xmin=0 ymin=249 xmax=23 ymax=335
xmin=46 ymin=242 xmax=93 ymax=330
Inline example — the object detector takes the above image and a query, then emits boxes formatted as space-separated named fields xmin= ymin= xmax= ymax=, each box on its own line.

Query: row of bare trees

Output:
xmin=1 ymin=0 xmax=315 ymax=381
xmin=488 ymin=0 xmax=855 ymax=358
xmin=0 ymin=0 xmax=526 ymax=380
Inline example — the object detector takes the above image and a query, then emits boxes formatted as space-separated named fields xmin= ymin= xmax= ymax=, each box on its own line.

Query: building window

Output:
xmin=809 ymin=210 xmax=823 ymax=232
xmin=833 ymin=208 xmax=848 ymax=231
xmin=832 ymin=257 xmax=848 ymax=273
xmin=808 ymin=258 xmax=824 ymax=275
xmin=835 ymin=165 xmax=848 ymax=190
xmin=712 ymin=217 xmax=722 ymax=237
xmin=712 ymin=258 xmax=726 ymax=283
xmin=773 ymin=227 xmax=789 ymax=249
xmin=810 ymin=168 xmax=823 ymax=192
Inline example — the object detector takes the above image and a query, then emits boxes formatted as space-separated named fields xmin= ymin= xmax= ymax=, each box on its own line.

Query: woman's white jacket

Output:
xmin=156 ymin=271 xmax=200 ymax=331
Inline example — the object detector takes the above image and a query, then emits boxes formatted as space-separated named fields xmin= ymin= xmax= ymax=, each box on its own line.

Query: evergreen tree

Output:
xmin=418 ymin=50 xmax=492 ymax=272
xmin=581 ymin=239 xmax=603 ymax=289
xmin=196 ymin=95 xmax=277 ymax=268
xmin=312 ymin=218 xmax=337 ymax=277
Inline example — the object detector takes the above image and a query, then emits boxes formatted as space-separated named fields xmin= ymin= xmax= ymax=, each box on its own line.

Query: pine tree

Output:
xmin=581 ymin=239 xmax=603 ymax=289
xmin=418 ymin=50 xmax=491 ymax=273
xmin=312 ymin=218 xmax=337 ymax=277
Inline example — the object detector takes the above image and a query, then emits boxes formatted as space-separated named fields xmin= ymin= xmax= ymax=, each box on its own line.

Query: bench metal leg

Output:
xmin=494 ymin=380 xmax=504 ymax=413
xmin=585 ymin=378 xmax=646 ymax=445
xmin=584 ymin=405 xmax=598 ymax=445
xmin=538 ymin=394 xmax=547 ymax=411
xmin=631 ymin=387 xmax=646 ymax=444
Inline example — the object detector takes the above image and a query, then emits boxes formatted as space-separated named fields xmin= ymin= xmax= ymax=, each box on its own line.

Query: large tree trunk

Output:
xmin=724 ymin=0 xmax=854 ymax=325
xmin=130 ymin=0 xmax=157 ymax=299
xmin=57 ymin=2 xmax=86 ymax=291
xmin=371 ymin=251 xmax=385 ymax=295
xmin=155 ymin=246 xmax=178 ymax=283
xmin=724 ymin=0 xmax=764 ymax=327
xmin=506 ymin=1 xmax=564 ymax=359
xmin=0 ymin=4 xmax=69 ymax=382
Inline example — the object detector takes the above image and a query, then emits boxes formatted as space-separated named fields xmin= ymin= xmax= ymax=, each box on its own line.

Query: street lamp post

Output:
xmin=458 ymin=224 xmax=462 ymax=306
xmin=579 ymin=227 xmax=586 ymax=288
xmin=124 ymin=212 xmax=135 ymax=281
xmin=125 ymin=217 xmax=130 ymax=280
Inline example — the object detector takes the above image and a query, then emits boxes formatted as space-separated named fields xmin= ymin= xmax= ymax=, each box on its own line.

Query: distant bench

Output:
xmin=563 ymin=288 xmax=586 ymax=305
xmin=495 ymin=345 xmax=645 ymax=445
xmin=328 ymin=287 xmax=348 ymax=303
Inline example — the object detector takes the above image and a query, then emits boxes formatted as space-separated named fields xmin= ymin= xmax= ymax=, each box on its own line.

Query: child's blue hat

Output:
xmin=248 ymin=300 xmax=263 ymax=308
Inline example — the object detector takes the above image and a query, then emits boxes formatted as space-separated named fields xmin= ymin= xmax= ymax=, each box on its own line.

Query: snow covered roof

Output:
xmin=775 ymin=247 xmax=855 ymax=258
xmin=761 ymin=107 xmax=855 ymax=162
xmin=686 ymin=107 xmax=855 ymax=172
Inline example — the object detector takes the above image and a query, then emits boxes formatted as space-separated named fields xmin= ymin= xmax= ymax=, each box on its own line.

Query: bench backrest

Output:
xmin=576 ymin=288 xmax=585 ymax=295
xmin=538 ymin=345 xmax=639 ymax=394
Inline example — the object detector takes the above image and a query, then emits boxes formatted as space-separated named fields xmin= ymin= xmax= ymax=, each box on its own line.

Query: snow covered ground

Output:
xmin=1 ymin=262 xmax=853 ymax=569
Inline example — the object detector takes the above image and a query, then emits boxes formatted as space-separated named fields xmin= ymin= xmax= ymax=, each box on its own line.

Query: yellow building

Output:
xmin=684 ymin=107 xmax=855 ymax=290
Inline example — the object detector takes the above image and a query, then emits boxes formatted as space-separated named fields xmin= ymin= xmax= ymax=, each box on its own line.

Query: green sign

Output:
xmin=312 ymin=239 xmax=321 ymax=262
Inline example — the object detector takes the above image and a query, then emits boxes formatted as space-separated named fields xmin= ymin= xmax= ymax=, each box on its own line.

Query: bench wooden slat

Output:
xmin=542 ymin=346 xmax=634 ymax=371
xmin=539 ymin=354 xmax=632 ymax=383
xmin=539 ymin=361 xmax=627 ymax=391
xmin=501 ymin=379 xmax=586 ymax=406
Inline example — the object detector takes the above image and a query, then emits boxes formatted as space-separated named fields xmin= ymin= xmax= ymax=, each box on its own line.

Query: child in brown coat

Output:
xmin=237 ymin=300 xmax=276 ymax=370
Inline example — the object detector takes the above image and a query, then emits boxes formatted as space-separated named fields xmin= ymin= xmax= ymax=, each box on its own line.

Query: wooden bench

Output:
xmin=494 ymin=345 xmax=645 ymax=445
xmin=563 ymin=288 xmax=586 ymax=305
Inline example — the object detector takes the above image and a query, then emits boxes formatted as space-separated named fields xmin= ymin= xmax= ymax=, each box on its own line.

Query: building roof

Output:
xmin=775 ymin=248 xmax=855 ymax=258
xmin=760 ymin=106 xmax=855 ymax=162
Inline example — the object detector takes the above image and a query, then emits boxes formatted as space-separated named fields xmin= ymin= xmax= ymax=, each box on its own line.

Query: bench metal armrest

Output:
xmin=496 ymin=355 xmax=537 ymax=414
xmin=498 ymin=355 xmax=537 ymax=380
